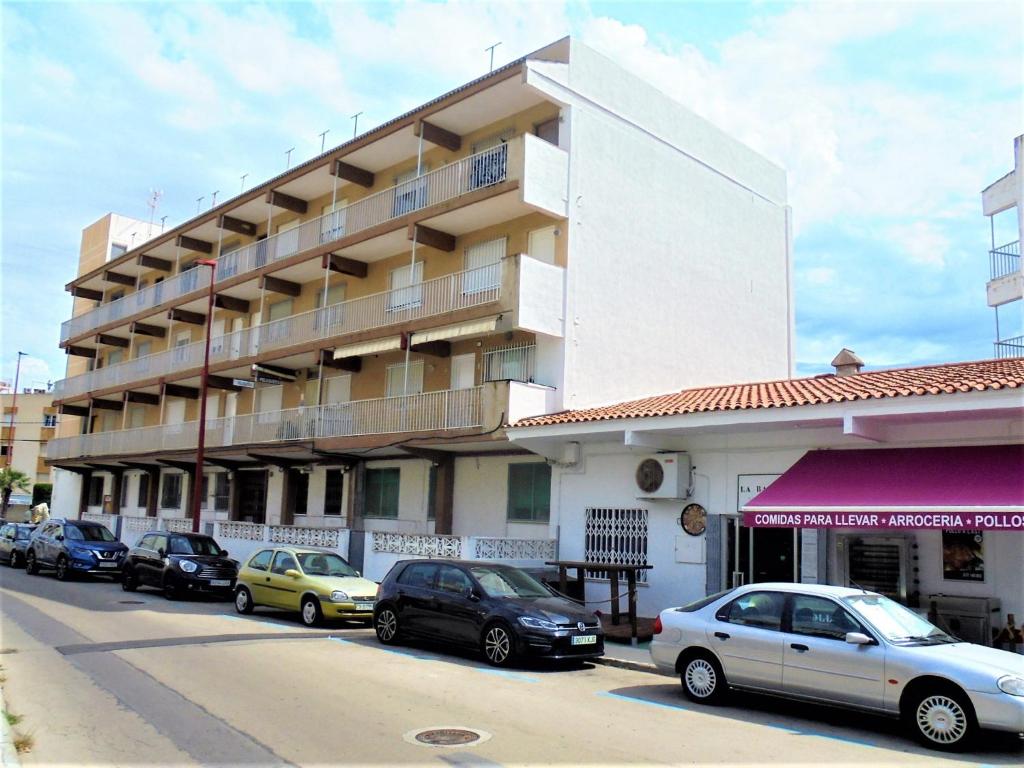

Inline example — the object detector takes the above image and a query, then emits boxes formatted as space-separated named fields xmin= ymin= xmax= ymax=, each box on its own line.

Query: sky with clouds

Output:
xmin=1 ymin=0 xmax=1021 ymax=391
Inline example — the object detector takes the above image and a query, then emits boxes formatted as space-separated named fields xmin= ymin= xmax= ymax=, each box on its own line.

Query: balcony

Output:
xmin=987 ymin=240 xmax=1023 ymax=307
xmin=60 ymin=134 xmax=569 ymax=344
xmin=994 ymin=335 xmax=1024 ymax=359
xmin=990 ymin=241 xmax=1020 ymax=280
xmin=47 ymin=380 xmax=555 ymax=463
xmin=54 ymin=254 xmax=565 ymax=402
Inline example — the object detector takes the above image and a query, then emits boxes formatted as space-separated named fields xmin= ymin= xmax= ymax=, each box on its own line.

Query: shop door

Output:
xmin=237 ymin=470 xmax=268 ymax=523
xmin=725 ymin=516 xmax=799 ymax=587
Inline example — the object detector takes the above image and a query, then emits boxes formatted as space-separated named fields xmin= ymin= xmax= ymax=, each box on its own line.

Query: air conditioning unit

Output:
xmin=635 ymin=454 xmax=691 ymax=499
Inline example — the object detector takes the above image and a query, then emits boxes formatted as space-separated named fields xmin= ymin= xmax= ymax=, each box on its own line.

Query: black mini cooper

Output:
xmin=374 ymin=560 xmax=604 ymax=667
xmin=122 ymin=531 xmax=237 ymax=599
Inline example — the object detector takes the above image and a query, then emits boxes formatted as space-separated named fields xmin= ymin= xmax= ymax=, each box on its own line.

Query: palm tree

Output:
xmin=0 ymin=467 xmax=32 ymax=518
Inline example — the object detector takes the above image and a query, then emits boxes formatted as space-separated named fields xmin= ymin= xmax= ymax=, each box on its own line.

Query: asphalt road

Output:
xmin=1 ymin=565 xmax=1021 ymax=767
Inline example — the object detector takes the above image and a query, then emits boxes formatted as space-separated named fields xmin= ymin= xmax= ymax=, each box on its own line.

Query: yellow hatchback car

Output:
xmin=234 ymin=547 xmax=378 ymax=627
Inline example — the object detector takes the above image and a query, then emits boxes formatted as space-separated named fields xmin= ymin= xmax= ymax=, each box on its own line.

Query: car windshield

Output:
xmin=168 ymin=536 xmax=222 ymax=556
xmin=66 ymin=525 xmax=116 ymax=542
xmin=844 ymin=594 xmax=957 ymax=644
xmin=296 ymin=553 xmax=358 ymax=577
xmin=470 ymin=566 xmax=550 ymax=598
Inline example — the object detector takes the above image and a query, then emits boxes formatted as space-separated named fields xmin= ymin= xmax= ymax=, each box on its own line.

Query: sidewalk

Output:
xmin=597 ymin=639 xmax=671 ymax=676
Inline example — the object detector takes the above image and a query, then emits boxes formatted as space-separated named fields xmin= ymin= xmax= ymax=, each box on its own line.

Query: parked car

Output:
xmin=373 ymin=559 xmax=604 ymax=667
xmin=25 ymin=519 xmax=127 ymax=580
xmin=121 ymin=531 xmax=237 ymax=599
xmin=234 ymin=547 xmax=378 ymax=627
xmin=0 ymin=523 xmax=36 ymax=567
xmin=651 ymin=582 xmax=1024 ymax=751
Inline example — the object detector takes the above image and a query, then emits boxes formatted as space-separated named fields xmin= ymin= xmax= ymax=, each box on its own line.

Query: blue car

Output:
xmin=26 ymin=519 xmax=128 ymax=581
xmin=0 ymin=523 xmax=36 ymax=567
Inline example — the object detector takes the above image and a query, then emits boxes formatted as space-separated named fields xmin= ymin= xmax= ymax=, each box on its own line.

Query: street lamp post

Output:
xmin=191 ymin=260 xmax=218 ymax=532
xmin=4 ymin=352 xmax=27 ymax=467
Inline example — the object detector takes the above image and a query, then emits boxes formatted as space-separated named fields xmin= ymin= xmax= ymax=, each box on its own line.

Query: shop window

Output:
xmin=584 ymin=508 xmax=648 ymax=583
xmin=161 ymin=474 xmax=182 ymax=509
xmin=365 ymin=468 xmax=400 ymax=518
xmin=324 ymin=470 xmax=344 ymax=516
xmin=507 ymin=463 xmax=551 ymax=522
xmin=88 ymin=476 xmax=104 ymax=506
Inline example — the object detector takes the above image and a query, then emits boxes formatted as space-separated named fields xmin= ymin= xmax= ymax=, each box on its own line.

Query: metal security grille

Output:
xmin=482 ymin=344 xmax=535 ymax=384
xmin=584 ymin=508 xmax=649 ymax=583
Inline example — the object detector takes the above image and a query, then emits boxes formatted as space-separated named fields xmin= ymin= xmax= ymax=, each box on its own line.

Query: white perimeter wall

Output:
xmin=452 ymin=454 xmax=553 ymax=539
xmin=527 ymin=43 xmax=792 ymax=409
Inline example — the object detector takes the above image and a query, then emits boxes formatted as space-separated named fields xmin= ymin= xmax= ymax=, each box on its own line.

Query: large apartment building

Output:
xmin=48 ymin=38 xmax=793 ymax=543
xmin=982 ymin=134 xmax=1024 ymax=358
xmin=3 ymin=389 xmax=58 ymax=518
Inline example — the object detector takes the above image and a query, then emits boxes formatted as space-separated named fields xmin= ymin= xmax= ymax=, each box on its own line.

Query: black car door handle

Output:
xmin=790 ymin=643 xmax=809 ymax=652
xmin=714 ymin=631 xmax=730 ymax=640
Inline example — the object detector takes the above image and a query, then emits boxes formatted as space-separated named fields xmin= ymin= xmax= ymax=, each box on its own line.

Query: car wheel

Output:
xmin=375 ymin=606 xmax=400 ymax=644
xmin=482 ymin=622 xmax=515 ymax=667
xmin=25 ymin=550 xmax=38 ymax=575
xmin=234 ymin=586 xmax=254 ymax=614
xmin=680 ymin=653 xmax=728 ymax=704
xmin=8 ymin=551 xmax=19 ymax=568
xmin=300 ymin=597 xmax=322 ymax=627
xmin=121 ymin=568 xmax=138 ymax=592
xmin=55 ymin=555 xmax=71 ymax=581
xmin=908 ymin=686 xmax=976 ymax=751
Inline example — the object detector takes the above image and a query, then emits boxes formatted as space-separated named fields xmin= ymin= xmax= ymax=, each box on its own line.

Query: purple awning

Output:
xmin=742 ymin=445 xmax=1024 ymax=530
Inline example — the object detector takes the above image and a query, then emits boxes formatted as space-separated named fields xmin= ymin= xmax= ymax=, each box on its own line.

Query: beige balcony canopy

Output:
xmin=333 ymin=336 xmax=403 ymax=360
xmin=410 ymin=316 xmax=500 ymax=344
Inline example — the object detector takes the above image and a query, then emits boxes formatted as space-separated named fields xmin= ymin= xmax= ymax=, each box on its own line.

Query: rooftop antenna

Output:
xmin=486 ymin=41 xmax=502 ymax=72
xmin=240 ymin=173 xmax=248 ymax=193
xmin=130 ymin=232 xmax=137 ymax=248
xmin=285 ymin=147 xmax=295 ymax=169
xmin=211 ymin=190 xmax=219 ymax=208
xmin=146 ymin=189 xmax=163 ymax=238
xmin=196 ymin=196 xmax=204 ymax=214
xmin=351 ymin=111 xmax=363 ymax=138
xmin=160 ymin=215 xmax=168 ymax=232
xmin=319 ymin=129 xmax=330 ymax=154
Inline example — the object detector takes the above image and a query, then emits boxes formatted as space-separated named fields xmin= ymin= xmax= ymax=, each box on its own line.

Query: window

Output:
xmin=88 ymin=476 xmax=104 ymax=506
xmin=469 ymin=135 xmax=509 ymax=190
xmin=463 ymin=238 xmax=504 ymax=294
xmin=483 ymin=344 xmax=535 ymax=384
xmin=200 ymin=475 xmax=210 ymax=510
xmin=387 ymin=262 xmax=423 ymax=311
xmin=43 ymin=414 xmax=58 ymax=428
xmin=436 ymin=565 xmax=473 ymax=595
xmin=127 ymin=406 xmax=146 ymax=429
xmin=325 ymin=470 xmax=344 ymax=516
xmin=248 ymin=549 xmax=273 ymax=571
xmin=791 ymin=595 xmax=863 ymax=640
xmin=161 ymin=473 xmax=182 ymax=509
xmin=288 ymin=469 xmax=308 ymax=516
xmin=271 ymin=551 xmax=298 ymax=575
xmin=507 ymin=463 xmax=550 ymax=522
xmin=385 ymin=361 xmax=423 ymax=397
xmin=120 ymin=476 xmax=129 ymax=507
xmin=316 ymin=282 xmax=346 ymax=332
xmin=392 ymin=166 xmax=429 ymax=216
xmin=397 ymin=562 xmax=438 ymax=589
xmin=110 ymin=243 xmax=128 ymax=258
xmin=365 ymin=468 xmax=399 ymax=518
xmin=265 ymin=299 xmax=294 ymax=344
xmin=276 ymin=219 xmax=302 ymax=259
xmin=151 ymin=534 xmax=168 ymax=553
xmin=427 ymin=465 xmax=437 ymax=521
xmin=135 ymin=340 xmax=152 ymax=359
xmin=320 ymin=199 xmax=348 ymax=243
xmin=137 ymin=473 xmax=150 ymax=508
xmin=535 ymin=117 xmax=559 ymax=145
xmin=138 ymin=534 xmax=156 ymax=551
xmin=717 ymin=591 xmax=786 ymax=631
xmin=107 ymin=349 xmax=124 ymax=366
xmin=584 ymin=508 xmax=649 ymax=583
xmin=214 ymin=473 xmax=230 ymax=511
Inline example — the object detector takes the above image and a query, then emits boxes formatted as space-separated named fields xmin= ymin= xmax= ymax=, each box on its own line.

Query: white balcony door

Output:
xmin=229 ymin=317 xmax=244 ymax=359
xmin=464 ymin=238 xmax=504 ymax=294
xmin=173 ymin=330 xmax=191 ymax=365
xmin=528 ymin=225 xmax=557 ymax=265
xmin=165 ymin=398 xmax=186 ymax=438
xmin=265 ymin=299 xmax=293 ymax=344
xmin=127 ymin=405 xmax=146 ymax=430
xmin=248 ymin=312 xmax=261 ymax=356
xmin=316 ymin=283 xmax=346 ymax=335
xmin=224 ymin=391 xmax=237 ymax=445
xmin=276 ymin=218 xmax=301 ymax=260
xmin=255 ymin=384 xmax=283 ymax=426
xmin=386 ymin=361 xmax=423 ymax=397
xmin=325 ymin=375 xmax=352 ymax=404
xmin=210 ymin=318 xmax=226 ymax=357
xmin=320 ymin=199 xmax=348 ymax=243
xmin=388 ymin=262 xmax=424 ymax=311
xmin=450 ymin=354 xmax=475 ymax=390
xmin=108 ymin=349 xmax=124 ymax=366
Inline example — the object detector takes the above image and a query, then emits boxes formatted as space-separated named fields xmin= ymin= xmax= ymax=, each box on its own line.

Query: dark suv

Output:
xmin=374 ymin=559 xmax=604 ymax=667
xmin=26 ymin=519 xmax=127 ymax=580
xmin=122 ymin=531 xmax=237 ymax=599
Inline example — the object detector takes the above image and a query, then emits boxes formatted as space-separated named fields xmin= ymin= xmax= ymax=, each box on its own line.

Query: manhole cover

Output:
xmin=403 ymin=727 xmax=491 ymax=749
xmin=118 ymin=600 xmax=145 ymax=605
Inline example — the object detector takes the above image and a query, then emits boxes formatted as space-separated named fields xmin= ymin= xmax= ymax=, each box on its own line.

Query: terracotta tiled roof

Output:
xmin=513 ymin=358 xmax=1024 ymax=428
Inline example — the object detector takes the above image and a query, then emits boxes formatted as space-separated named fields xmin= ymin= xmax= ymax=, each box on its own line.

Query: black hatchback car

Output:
xmin=374 ymin=560 xmax=604 ymax=667
xmin=122 ymin=531 xmax=237 ymax=599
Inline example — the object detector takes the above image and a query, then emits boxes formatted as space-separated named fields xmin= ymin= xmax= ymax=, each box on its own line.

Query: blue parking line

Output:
xmin=795 ymin=730 xmax=880 ymax=749
xmin=597 ymin=691 xmax=690 ymax=711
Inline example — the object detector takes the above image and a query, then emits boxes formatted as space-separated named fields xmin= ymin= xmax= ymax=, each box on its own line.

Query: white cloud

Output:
xmin=886 ymin=220 xmax=952 ymax=268
xmin=803 ymin=267 xmax=836 ymax=285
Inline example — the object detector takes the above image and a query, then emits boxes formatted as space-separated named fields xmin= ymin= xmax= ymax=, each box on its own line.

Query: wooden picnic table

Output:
xmin=545 ymin=560 xmax=653 ymax=645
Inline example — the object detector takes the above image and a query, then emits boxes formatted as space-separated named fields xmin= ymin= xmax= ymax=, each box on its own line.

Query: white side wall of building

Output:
xmin=452 ymin=454 xmax=552 ymax=539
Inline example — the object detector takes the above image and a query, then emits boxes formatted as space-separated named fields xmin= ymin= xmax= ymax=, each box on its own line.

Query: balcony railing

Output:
xmin=990 ymin=240 xmax=1021 ymax=281
xmin=994 ymin=335 xmax=1024 ymax=359
xmin=482 ymin=343 xmax=536 ymax=384
xmin=54 ymin=264 xmax=502 ymax=400
xmin=60 ymin=142 xmax=513 ymax=343
xmin=47 ymin=386 xmax=482 ymax=461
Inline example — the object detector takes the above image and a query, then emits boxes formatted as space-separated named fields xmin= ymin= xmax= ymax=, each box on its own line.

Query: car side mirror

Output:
xmin=157 ymin=548 xmax=166 ymax=559
xmin=284 ymin=569 xmax=301 ymax=579
xmin=845 ymin=632 xmax=873 ymax=645
xmin=56 ymin=534 xmax=64 ymax=542
xmin=220 ymin=550 xmax=229 ymax=558
xmin=465 ymin=587 xmax=480 ymax=601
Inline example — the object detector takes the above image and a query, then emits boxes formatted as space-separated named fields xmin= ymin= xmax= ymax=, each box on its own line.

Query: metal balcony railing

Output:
xmin=47 ymin=386 xmax=483 ymax=461
xmin=990 ymin=240 xmax=1021 ymax=281
xmin=53 ymin=263 xmax=503 ymax=400
xmin=482 ymin=343 xmax=536 ymax=384
xmin=994 ymin=335 xmax=1024 ymax=359
xmin=60 ymin=142 xmax=512 ymax=343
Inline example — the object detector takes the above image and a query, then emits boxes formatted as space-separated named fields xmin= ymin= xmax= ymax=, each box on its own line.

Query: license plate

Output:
xmin=98 ymin=561 xmax=119 ymax=568
xmin=355 ymin=602 xmax=374 ymax=611
xmin=571 ymin=635 xmax=597 ymax=646
xmin=210 ymin=579 xmax=231 ymax=587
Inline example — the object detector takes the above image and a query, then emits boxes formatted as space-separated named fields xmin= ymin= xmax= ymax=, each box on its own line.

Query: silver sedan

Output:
xmin=650 ymin=582 xmax=1024 ymax=751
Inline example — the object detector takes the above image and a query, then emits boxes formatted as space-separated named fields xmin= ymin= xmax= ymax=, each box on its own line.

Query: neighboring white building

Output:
xmin=508 ymin=355 xmax=1024 ymax=642
xmin=982 ymin=134 xmax=1024 ymax=358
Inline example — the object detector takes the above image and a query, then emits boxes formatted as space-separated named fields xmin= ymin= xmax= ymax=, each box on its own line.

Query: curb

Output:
xmin=0 ymin=684 xmax=22 ymax=768
xmin=595 ymin=656 xmax=669 ymax=676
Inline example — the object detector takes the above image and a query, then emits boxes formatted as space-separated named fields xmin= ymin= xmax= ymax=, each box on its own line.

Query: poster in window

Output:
xmin=942 ymin=530 xmax=984 ymax=582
